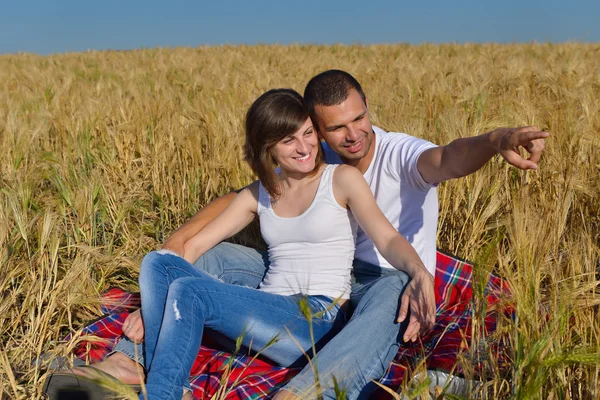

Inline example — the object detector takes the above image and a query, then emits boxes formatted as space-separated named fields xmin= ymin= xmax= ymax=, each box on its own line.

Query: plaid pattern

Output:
xmin=70 ymin=251 xmax=509 ymax=399
xmin=377 ymin=252 xmax=510 ymax=394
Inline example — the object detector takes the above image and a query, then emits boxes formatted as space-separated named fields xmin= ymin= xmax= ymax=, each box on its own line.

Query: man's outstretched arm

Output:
xmin=161 ymin=190 xmax=240 ymax=256
xmin=417 ymin=126 xmax=550 ymax=185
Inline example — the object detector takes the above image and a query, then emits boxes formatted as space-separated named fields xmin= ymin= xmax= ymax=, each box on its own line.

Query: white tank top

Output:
xmin=257 ymin=165 xmax=357 ymax=299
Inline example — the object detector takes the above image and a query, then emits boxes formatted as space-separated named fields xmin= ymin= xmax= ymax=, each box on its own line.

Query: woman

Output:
xmin=139 ymin=88 xmax=432 ymax=399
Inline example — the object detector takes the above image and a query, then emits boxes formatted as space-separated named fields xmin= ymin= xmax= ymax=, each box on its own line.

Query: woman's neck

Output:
xmin=278 ymin=165 xmax=324 ymax=193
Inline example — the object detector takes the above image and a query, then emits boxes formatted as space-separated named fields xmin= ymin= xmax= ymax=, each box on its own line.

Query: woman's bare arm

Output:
xmin=333 ymin=165 xmax=435 ymax=342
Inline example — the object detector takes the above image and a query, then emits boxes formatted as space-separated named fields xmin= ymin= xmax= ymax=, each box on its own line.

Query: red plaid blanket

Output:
xmin=70 ymin=251 xmax=509 ymax=399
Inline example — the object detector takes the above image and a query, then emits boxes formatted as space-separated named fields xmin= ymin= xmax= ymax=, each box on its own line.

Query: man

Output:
xmin=58 ymin=70 xmax=548 ymax=399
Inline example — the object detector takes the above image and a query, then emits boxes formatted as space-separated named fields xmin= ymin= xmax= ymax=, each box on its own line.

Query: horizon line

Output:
xmin=2 ymin=40 xmax=599 ymax=57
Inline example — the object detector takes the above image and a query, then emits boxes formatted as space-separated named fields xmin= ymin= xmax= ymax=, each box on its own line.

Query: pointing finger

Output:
xmin=515 ymin=130 xmax=550 ymax=146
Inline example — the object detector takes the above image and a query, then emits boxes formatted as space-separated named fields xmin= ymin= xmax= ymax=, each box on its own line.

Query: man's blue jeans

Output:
xmin=286 ymin=259 xmax=409 ymax=400
xmin=137 ymin=250 xmax=346 ymax=400
xmin=112 ymin=242 xmax=409 ymax=399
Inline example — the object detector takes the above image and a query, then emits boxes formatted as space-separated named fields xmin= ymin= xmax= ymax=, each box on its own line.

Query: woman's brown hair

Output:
xmin=244 ymin=88 xmax=323 ymax=199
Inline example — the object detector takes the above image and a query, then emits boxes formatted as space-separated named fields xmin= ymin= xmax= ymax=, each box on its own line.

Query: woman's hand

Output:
xmin=122 ymin=309 xmax=145 ymax=343
xmin=397 ymin=270 xmax=436 ymax=342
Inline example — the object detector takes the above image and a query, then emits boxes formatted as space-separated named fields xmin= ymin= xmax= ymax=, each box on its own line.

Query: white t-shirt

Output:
xmin=323 ymin=126 xmax=438 ymax=276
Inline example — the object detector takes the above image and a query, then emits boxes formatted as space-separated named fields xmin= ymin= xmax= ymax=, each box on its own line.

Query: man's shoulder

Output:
xmin=374 ymin=126 xmax=433 ymax=154
xmin=372 ymin=126 xmax=438 ymax=190
xmin=375 ymin=126 xmax=419 ymax=141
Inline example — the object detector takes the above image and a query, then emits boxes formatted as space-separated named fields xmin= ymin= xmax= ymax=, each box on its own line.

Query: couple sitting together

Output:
xmin=44 ymin=69 xmax=547 ymax=400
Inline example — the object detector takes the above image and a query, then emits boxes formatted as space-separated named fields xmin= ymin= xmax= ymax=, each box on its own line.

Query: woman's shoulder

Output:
xmin=245 ymin=180 xmax=261 ymax=197
xmin=234 ymin=180 xmax=261 ymax=204
xmin=332 ymin=164 xmax=363 ymax=183
xmin=331 ymin=164 xmax=366 ymax=207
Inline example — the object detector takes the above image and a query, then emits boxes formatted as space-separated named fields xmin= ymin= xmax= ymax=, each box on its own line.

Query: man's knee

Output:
xmin=377 ymin=272 xmax=409 ymax=291
xmin=192 ymin=242 xmax=234 ymax=278
xmin=354 ymin=273 xmax=409 ymax=314
xmin=194 ymin=242 xmax=268 ymax=287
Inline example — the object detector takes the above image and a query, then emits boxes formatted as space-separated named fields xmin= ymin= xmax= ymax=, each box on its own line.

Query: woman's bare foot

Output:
xmin=69 ymin=351 xmax=145 ymax=385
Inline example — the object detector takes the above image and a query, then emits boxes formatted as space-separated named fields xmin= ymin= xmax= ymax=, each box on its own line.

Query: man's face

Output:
xmin=313 ymin=89 xmax=374 ymax=167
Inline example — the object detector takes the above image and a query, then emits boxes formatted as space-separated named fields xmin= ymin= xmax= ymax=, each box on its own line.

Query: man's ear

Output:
xmin=365 ymin=96 xmax=369 ymax=109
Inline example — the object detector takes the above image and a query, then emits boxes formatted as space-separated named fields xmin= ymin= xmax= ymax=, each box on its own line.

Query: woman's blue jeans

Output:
xmin=113 ymin=242 xmax=409 ymax=399
xmin=138 ymin=250 xmax=346 ymax=400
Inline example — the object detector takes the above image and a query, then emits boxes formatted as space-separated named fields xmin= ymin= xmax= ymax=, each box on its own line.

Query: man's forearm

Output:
xmin=421 ymin=126 xmax=547 ymax=184
xmin=438 ymin=130 xmax=499 ymax=181
xmin=161 ymin=191 xmax=238 ymax=252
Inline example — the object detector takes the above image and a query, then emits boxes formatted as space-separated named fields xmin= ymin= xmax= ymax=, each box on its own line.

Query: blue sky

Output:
xmin=1 ymin=0 xmax=597 ymax=54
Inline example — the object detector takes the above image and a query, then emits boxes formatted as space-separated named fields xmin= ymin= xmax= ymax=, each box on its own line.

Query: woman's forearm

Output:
xmin=380 ymin=235 xmax=430 ymax=278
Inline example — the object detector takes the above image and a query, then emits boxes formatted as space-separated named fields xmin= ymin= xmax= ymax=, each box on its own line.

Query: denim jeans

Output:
xmin=137 ymin=250 xmax=346 ymax=400
xmin=113 ymin=242 xmax=409 ymax=399
xmin=110 ymin=242 xmax=269 ymax=365
xmin=285 ymin=259 xmax=410 ymax=400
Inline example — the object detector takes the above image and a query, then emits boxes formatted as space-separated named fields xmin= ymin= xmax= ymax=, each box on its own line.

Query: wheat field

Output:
xmin=0 ymin=43 xmax=599 ymax=399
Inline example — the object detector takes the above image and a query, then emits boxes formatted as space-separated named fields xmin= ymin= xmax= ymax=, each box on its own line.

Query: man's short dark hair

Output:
xmin=303 ymin=70 xmax=367 ymax=121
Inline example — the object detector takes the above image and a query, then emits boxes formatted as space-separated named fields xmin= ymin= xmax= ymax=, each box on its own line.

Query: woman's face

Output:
xmin=271 ymin=117 xmax=319 ymax=175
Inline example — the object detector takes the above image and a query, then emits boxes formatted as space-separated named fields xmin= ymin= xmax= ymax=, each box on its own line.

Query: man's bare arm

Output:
xmin=418 ymin=126 xmax=550 ymax=185
xmin=161 ymin=190 xmax=239 ymax=256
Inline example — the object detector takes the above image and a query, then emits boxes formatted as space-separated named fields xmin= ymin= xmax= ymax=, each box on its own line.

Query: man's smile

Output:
xmin=343 ymin=138 xmax=364 ymax=154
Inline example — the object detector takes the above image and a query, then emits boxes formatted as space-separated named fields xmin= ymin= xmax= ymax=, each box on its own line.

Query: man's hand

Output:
xmin=122 ymin=309 xmax=144 ymax=343
xmin=492 ymin=126 xmax=549 ymax=170
xmin=397 ymin=271 xmax=436 ymax=342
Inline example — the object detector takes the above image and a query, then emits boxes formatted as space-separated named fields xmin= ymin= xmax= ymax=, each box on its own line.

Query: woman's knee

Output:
xmin=139 ymin=251 xmax=164 ymax=284
xmin=139 ymin=250 xmax=185 ymax=286
xmin=167 ymin=276 xmax=199 ymax=294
